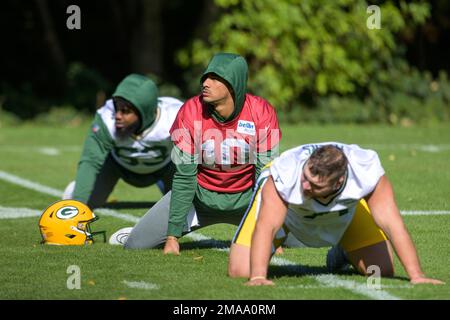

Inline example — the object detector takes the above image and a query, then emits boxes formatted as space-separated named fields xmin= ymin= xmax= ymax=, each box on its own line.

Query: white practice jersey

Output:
xmin=98 ymin=97 xmax=183 ymax=174
xmin=270 ymin=142 xmax=385 ymax=247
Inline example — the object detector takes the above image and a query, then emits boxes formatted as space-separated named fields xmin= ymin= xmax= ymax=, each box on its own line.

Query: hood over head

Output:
xmin=112 ymin=74 xmax=158 ymax=132
xmin=201 ymin=53 xmax=248 ymax=122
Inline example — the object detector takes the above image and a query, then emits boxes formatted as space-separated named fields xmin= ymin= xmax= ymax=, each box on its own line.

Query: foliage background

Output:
xmin=1 ymin=0 xmax=450 ymax=125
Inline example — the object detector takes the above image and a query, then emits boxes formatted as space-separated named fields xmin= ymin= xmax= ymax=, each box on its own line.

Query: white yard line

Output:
xmin=280 ymin=284 xmax=412 ymax=290
xmin=367 ymin=144 xmax=450 ymax=153
xmin=269 ymin=256 xmax=402 ymax=300
xmin=0 ymin=171 xmax=63 ymax=197
xmin=3 ymin=170 xmax=447 ymax=300
xmin=0 ymin=145 xmax=80 ymax=154
xmin=401 ymin=210 xmax=450 ymax=215
xmin=95 ymin=208 xmax=140 ymax=223
xmin=1 ymin=202 xmax=405 ymax=300
xmin=0 ymin=206 xmax=41 ymax=219
xmin=1 ymin=204 xmax=403 ymax=300
xmin=0 ymin=206 xmax=141 ymax=223
xmin=122 ymin=280 xmax=159 ymax=290
xmin=36 ymin=147 xmax=60 ymax=156
xmin=2 ymin=168 xmax=448 ymax=218
xmin=187 ymin=233 xmax=402 ymax=300
xmin=313 ymin=275 xmax=401 ymax=300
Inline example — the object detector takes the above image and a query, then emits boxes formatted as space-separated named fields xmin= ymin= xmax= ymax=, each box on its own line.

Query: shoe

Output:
xmin=109 ymin=227 xmax=133 ymax=245
xmin=326 ymin=245 xmax=351 ymax=272
xmin=62 ymin=181 xmax=76 ymax=199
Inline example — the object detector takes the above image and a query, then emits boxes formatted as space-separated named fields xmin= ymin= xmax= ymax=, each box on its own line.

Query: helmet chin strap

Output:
xmin=91 ymin=231 xmax=107 ymax=243
xmin=85 ymin=215 xmax=107 ymax=242
xmin=70 ymin=225 xmax=90 ymax=235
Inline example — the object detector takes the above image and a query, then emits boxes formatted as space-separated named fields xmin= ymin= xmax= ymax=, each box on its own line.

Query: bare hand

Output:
xmin=245 ymin=278 xmax=275 ymax=286
xmin=410 ymin=276 xmax=445 ymax=285
xmin=163 ymin=236 xmax=180 ymax=255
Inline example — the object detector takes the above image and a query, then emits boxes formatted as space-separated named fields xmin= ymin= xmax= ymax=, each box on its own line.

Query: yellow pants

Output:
xmin=233 ymin=176 xmax=387 ymax=252
xmin=339 ymin=199 xmax=387 ymax=252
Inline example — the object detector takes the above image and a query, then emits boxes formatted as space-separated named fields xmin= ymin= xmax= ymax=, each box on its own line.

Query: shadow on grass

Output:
xmin=180 ymin=239 xmax=231 ymax=250
xmin=149 ymin=238 xmax=411 ymax=282
xmin=269 ymin=264 xmax=356 ymax=278
xmin=269 ymin=264 xmax=410 ymax=282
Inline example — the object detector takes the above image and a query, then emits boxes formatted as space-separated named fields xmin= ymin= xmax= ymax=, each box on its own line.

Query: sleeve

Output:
xmin=167 ymin=145 xmax=198 ymax=237
xmin=72 ymin=114 xmax=114 ymax=203
xmin=169 ymin=100 xmax=197 ymax=155
xmin=346 ymin=145 xmax=385 ymax=197
xmin=255 ymin=101 xmax=281 ymax=153
xmin=254 ymin=100 xmax=281 ymax=178
xmin=269 ymin=147 xmax=305 ymax=204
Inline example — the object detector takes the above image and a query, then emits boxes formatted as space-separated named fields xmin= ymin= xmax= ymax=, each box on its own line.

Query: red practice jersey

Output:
xmin=170 ymin=94 xmax=281 ymax=193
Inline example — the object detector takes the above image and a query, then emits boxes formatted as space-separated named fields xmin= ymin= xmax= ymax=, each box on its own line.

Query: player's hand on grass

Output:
xmin=245 ymin=277 xmax=274 ymax=286
xmin=163 ymin=236 xmax=180 ymax=255
xmin=410 ymin=276 xmax=445 ymax=285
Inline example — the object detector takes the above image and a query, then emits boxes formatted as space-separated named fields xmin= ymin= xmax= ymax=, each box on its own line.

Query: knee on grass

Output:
xmin=228 ymin=264 xmax=250 ymax=278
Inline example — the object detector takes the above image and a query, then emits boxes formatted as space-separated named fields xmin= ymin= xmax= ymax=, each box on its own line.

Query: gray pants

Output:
xmin=125 ymin=191 xmax=245 ymax=249
xmin=124 ymin=191 xmax=303 ymax=250
xmin=64 ymin=154 xmax=175 ymax=209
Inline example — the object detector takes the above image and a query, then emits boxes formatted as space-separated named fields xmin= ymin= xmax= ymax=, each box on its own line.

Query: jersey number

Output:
xmin=202 ymin=138 xmax=251 ymax=166
xmin=115 ymin=145 xmax=169 ymax=166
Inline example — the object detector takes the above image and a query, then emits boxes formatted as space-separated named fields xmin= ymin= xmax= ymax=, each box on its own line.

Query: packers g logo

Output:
xmin=56 ymin=206 xmax=79 ymax=220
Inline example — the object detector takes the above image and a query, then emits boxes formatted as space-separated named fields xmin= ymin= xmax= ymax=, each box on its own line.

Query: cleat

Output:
xmin=326 ymin=245 xmax=351 ymax=273
xmin=62 ymin=181 xmax=76 ymax=200
xmin=109 ymin=227 xmax=133 ymax=245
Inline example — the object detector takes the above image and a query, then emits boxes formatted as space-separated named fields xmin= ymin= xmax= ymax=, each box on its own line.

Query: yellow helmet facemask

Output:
xmin=39 ymin=200 xmax=106 ymax=245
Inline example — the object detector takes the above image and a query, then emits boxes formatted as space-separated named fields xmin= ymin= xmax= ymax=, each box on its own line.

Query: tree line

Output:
xmin=1 ymin=0 xmax=449 ymax=124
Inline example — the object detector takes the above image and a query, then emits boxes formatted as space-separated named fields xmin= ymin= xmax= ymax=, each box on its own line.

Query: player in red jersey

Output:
xmin=113 ymin=53 xmax=283 ymax=253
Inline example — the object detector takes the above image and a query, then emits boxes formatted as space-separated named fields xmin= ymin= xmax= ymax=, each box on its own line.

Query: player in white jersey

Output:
xmin=229 ymin=142 xmax=444 ymax=286
xmin=62 ymin=74 xmax=183 ymax=209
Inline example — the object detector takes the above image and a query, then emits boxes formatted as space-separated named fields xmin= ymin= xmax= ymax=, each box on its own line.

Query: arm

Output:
xmin=366 ymin=175 xmax=444 ymax=284
xmin=73 ymin=114 xmax=113 ymax=203
xmin=163 ymin=145 xmax=197 ymax=255
xmin=246 ymin=176 xmax=288 ymax=286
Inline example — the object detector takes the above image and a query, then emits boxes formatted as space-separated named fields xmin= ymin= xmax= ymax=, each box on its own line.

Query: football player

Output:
xmin=229 ymin=143 xmax=444 ymax=285
xmin=119 ymin=53 xmax=283 ymax=253
xmin=63 ymin=74 xmax=183 ymax=209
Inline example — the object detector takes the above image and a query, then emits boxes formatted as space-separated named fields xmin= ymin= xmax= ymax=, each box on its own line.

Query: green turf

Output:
xmin=0 ymin=123 xmax=449 ymax=300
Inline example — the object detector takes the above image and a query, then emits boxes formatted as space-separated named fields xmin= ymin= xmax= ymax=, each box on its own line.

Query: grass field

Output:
xmin=0 ymin=123 xmax=449 ymax=300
